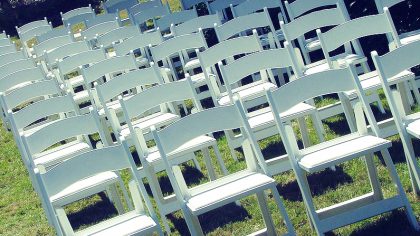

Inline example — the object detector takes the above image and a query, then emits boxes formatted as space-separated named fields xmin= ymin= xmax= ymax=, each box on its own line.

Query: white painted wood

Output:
xmin=155 ymin=7 xmax=198 ymax=32
xmin=113 ymin=30 xmax=163 ymax=57
xmin=104 ymin=0 xmax=138 ymax=13
xmin=36 ymin=27 xmax=71 ymax=43
xmin=45 ymin=41 xmax=90 ymax=68
xmin=131 ymin=5 xmax=171 ymax=31
xmin=85 ymin=13 xmax=120 ymax=28
xmin=95 ymin=25 xmax=140 ymax=49
xmin=81 ymin=20 xmax=120 ymax=42
xmin=61 ymin=5 xmax=95 ymax=27
xmin=129 ymin=0 xmax=162 ymax=15
xmin=0 ymin=45 xmax=17 ymax=55
xmin=33 ymin=34 xmax=74 ymax=58
xmin=0 ymin=59 xmax=35 ymax=81
xmin=0 ymin=51 xmax=25 ymax=67
xmin=172 ymin=14 xmax=222 ymax=36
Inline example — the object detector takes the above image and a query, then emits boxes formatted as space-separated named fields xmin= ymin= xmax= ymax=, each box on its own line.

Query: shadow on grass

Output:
xmin=168 ymin=203 xmax=251 ymax=235
xmin=377 ymin=137 xmax=420 ymax=166
xmin=277 ymin=166 xmax=353 ymax=202
xmin=68 ymin=192 xmax=118 ymax=230
xmin=349 ymin=210 xmax=419 ymax=236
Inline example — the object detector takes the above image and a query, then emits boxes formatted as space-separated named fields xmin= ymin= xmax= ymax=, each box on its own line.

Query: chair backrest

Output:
xmin=317 ymin=9 xmax=400 ymax=67
xmin=155 ymin=7 xmax=198 ymax=32
xmin=45 ymin=41 xmax=90 ymax=66
xmin=81 ymin=54 xmax=138 ymax=85
xmin=61 ymin=5 xmax=95 ymax=27
xmin=104 ymin=0 xmax=138 ymax=13
xmin=215 ymin=8 xmax=278 ymax=45
xmin=150 ymin=30 xmax=207 ymax=62
xmin=129 ymin=0 xmax=163 ymax=14
xmin=95 ymin=25 xmax=141 ymax=48
xmin=0 ymin=51 xmax=26 ymax=68
xmin=96 ymin=62 xmax=163 ymax=105
xmin=208 ymin=0 xmax=245 ymax=14
xmin=57 ymin=49 xmax=107 ymax=77
xmin=121 ymin=76 xmax=199 ymax=122
xmin=113 ymin=30 xmax=163 ymax=56
xmin=0 ymin=67 xmax=46 ymax=94
xmin=36 ymin=27 xmax=71 ymax=44
xmin=33 ymin=34 xmax=74 ymax=58
xmin=10 ymin=94 xmax=78 ymax=133
xmin=181 ymin=0 xmax=210 ymax=10
xmin=285 ymin=0 xmax=342 ymax=19
xmin=0 ymin=36 xmax=11 ymax=47
xmin=18 ymin=24 xmax=53 ymax=44
xmin=16 ymin=18 xmax=49 ymax=34
xmin=21 ymin=109 xmax=101 ymax=156
xmin=0 ymin=45 xmax=17 ymax=55
xmin=81 ymin=21 xmax=121 ymax=41
xmin=232 ymin=0 xmax=286 ymax=19
xmin=0 ymin=59 xmax=35 ymax=80
xmin=375 ymin=0 xmax=405 ymax=12
xmin=131 ymin=5 xmax=171 ymax=27
xmin=171 ymin=14 xmax=222 ymax=36
xmin=85 ymin=13 xmax=120 ymax=28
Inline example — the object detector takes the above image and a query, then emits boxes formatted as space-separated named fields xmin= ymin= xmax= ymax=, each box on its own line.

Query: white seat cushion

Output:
xmin=298 ymin=134 xmax=391 ymax=173
xmin=406 ymin=119 xmax=420 ymax=139
xmin=73 ymin=90 xmax=90 ymax=104
xmin=76 ymin=212 xmax=158 ymax=236
xmin=184 ymin=58 xmax=201 ymax=71
xmin=68 ymin=75 xmax=85 ymax=87
xmin=305 ymin=39 xmax=321 ymax=51
xmin=336 ymin=54 xmax=367 ymax=66
xmin=33 ymin=141 xmax=91 ymax=167
xmin=50 ymin=171 xmax=118 ymax=206
xmin=120 ymin=112 xmax=180 ymax=137
xmin=186 ymin=171 xmax=275 ymax=215
xmin=218 ymin=82 xmax=276 ymax=106
xmin=190 ymin=73 xmax=207 ymax=87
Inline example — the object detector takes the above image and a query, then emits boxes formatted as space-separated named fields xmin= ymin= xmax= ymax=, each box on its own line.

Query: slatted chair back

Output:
xmin=131 ymin=5 xmax=171 ymax=31
xmin=0 ymin=51 xmax=26 ymax=68
xmin=372 ymin=39 xmax=420 ymax=120
xmin=232 ymin=0 xmax=287 ymax=21
xmin=0 ymin=59 xmax=35 ymax=80
xmin=36 ymin=28 xmax=71 ymax=44
xmin=0 ymin=44 xmax=17 ymax=56
xmin=16 ymin=18 xmax=49 ymax=35
xmin=209 ymin=0 xmax=245 ymax=19
xmin=155 ymin=7 xmax=198 ymax=33
xmin=219 ymin=45 xmax=296 ymax=101
xmin=317 ymin=9 xmax=400 ymax=68
xmin=33 ymin=34 xmax=74 ymax=59
xmin=34 ymin=140 xmax=159 ymax=235
xmin=85 ymin=13 xmax=120 ymax=28
xmin=45 ymin=41 xmax=90 ymax=68
xmin=61 ymin=5 xmax=95 ymax=27
xmin=104 ymin=0 xmax=138 ymax=13
xmin=171 ymin=14 xmax=222 ymax=36
xmin=129 ymin=0 xmax=163 ymax=15
xmin=17 ymin=21 xmax=52 ymax=45
xmin=95 ymin=25 xmax=141 ymax=49
xmin=285 ymin=0 xmax=341 ymax=19
xmin=113 ymin=30 xmax=163 ymax=59
xmin=215 ymin=8 xmax=280 ymax=47
xmin=81 ymin=21 xmax=121 ymax=42
xmin=0 ymin=35 xmax=12 ymax=47
xmin=0 ymin=67 xmax=46 ymax=94
xmin=57 ymin=48 xmax=107 ymax=80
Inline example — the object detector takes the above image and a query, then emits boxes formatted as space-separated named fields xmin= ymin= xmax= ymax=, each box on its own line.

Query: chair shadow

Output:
xmin=67 ymin=192 xmax=118 ymax=230
xmin=379 ymin=138 xmax=420 ymax=166
xmin=277 ymin=166 xmax=353 ymax=202
xmin=168 ymin=202 xmax=251 ymax=235
xmin=323 ymin=113 xmax=351 ymax=137
xmin=348 ymin=210 xmax=419 ymax=236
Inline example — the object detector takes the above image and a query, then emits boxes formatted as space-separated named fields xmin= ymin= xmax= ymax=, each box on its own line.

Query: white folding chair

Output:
xmin=215 ymin=8 xmax=282 ymax=49
xmin=0 ymin=51 xmax=26 ymax=68
xmin=36 ymin=27 xmax=72 ymax=44
xmin=120 ymin=77 xmax=229 ymax=233
xmin=113 ymin=30 xmax=163 ymax=67
xmin=32 ymin=33 xmax=74 ymax=61
xmin=0 ymin=44 xmax=17 ymax=56
xmin=266 ymin=66 xmax=419 ymax=235
xmin=94 ymin=25 xmax=141 ymax=56
xmin=129 ymin=0 xmax=163 ymax=15
xmin=218 ymin=45 xmax=325 ymax=170
xmin=35 ymin=141 xmax=163 ymax=236
xmin=81 ymin=20 xmax=121 ymax=47
xmin=44 ymin=41 xmax=90 ymax=70
xmin=131 ymin=4 xmax=171 ymax=33
xmin=0 ymin=59 xmax=35 ymax=80
xmin=60 ymin=4 xmax=95 ymax=28
xmin=316 ymin=9 xmax=420 ymax=127
xmin=208 ymin=0 xmax=245 ymax=21
xmin=85 ymin=13 xmax=120 ymax=28
xmin=375 ymin=0 xmax=420 ymax=45
xmin=373 ymin=39 xmax=420 ymax=195
xmin=152 ymin=99 xmax=295 ymax=236
xmin=16 ymin=18 xmax=52 ymax=56
xmin=104 ymin=0 xmax=138 ymax=14
xmin=171 ymin=14 xmax=222 ymax=36
xmin=155 ymin=7 xmax=198 ymax=38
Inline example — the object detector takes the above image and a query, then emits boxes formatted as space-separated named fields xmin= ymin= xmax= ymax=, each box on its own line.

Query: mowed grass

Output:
xmin=1 ymin=0 xmax=420 ymax=235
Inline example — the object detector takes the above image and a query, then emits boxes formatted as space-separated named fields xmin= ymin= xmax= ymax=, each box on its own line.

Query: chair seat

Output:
xmin=248 ymin=103 xmax=316 ymax=131
xmin=335 ymin=54 xmax=367 ymax=67
xmin=68 ymin=75 xmax=85 ymax=87
xmin=356 ymin=70 xmax=414 ymax=92
xmin=304 ymin=54 xmax=366 ymax=76
xmin=76 ymin=211 xmax=158 ymax=236
xmin=136 ymin=56 xmax=150 ymax=67
xmin=50 ymin=171 xmax=118 ymax=206
xmin=400 ymin=30 xmax=420 ymax=45
xmin=260 ymin=30 xmax=285 ymax=44
xmin=184 ymin=58 xmax=201 ymax=71
xmin=98 ymin=95 xmax=134 ymax=116
xmin=120 ymin=112 xmax=180 ymax=137
xmin=305 ymin=38 xmax=321 ymax=51
xmin=186 ymin=171 xmax=275 ymax=215
xmin=218 ymin=81 xmax=276 ymax=106
xmin=33 ymin=141 xmax=91 ymax=168
xmin=73 ymin=90 xmax=90 ymax=104
xmin=406 ymin=119 xmax=420 ymax=139
xmin=298 ymin=134 xmax=391 ymax=173
xmin=146 ymin=135 xmax=216 ymax=166
xmin=190 ymin=73 xmax=207 ymax=87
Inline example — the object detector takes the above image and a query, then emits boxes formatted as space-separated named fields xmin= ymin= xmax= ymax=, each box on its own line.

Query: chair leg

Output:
xmin=55 ymin=207 xmax=73 ymax=235
xmin=271 ymin=187 xmax=296 ymax=235
xmin=338 ymin=93 xmax=357 ymax=133
xmin=107 ymin=184 xmax=125 ymax=214
xmin=225 ymin=130 xmax=239 ymax=162
xmin=182 ymin=208 xmax=205 ymax=236
xmin=202 ymin=148 xmax=217 ymax=181
xmin=380 ymin=149 xmax=420 ymax=231
xmin=117 ymin=174 xmax=134 ymax=210
xmin=400 ymin=133 xmax=420 ymax=195
xmin=192 ymin=155 xmax=202 ymax=172
xmin=212 ymin=144 xmax=229 ymax=176
xmin=409 ymin=78 xmax=420 ymax=105
xmin=297 ymin=117 xmax=311 ymax=148
xmin=256 ymin=191 xmax=277 ymax=235
xmin=363 ymin=154 xmax=383 ymax=201
xmin=161 ymin=213 xmax=172 ymax=235
xmin=310 ymin=112 xmax=325 ymax=143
